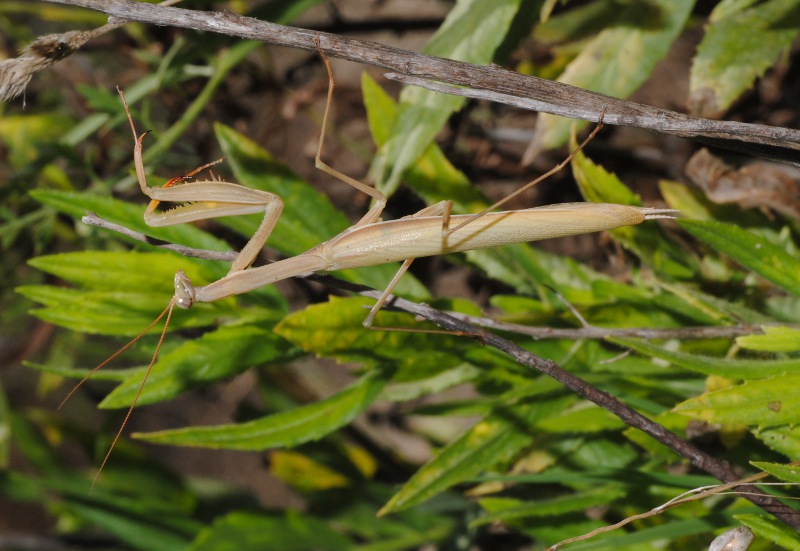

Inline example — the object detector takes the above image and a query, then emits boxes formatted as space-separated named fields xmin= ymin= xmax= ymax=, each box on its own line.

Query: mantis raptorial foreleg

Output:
xmin=119 ymin=87 xmax=285 ymax=276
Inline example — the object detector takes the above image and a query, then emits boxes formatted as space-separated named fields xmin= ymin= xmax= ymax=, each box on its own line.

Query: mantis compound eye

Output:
xmin=173 ymin=270 xmax=196 ymax=309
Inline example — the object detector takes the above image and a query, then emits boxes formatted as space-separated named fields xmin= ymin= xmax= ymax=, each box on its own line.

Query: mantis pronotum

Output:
xmin=69 ymin=51 xmax=675 ymax=484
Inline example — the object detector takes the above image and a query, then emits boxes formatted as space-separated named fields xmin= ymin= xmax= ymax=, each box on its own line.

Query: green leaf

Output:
xmin=40 ymin=469 xmax=201 ymax=551
xmin=673 ymin=374 xmax=800 ymax=425
xmin=755 ymin=425 xmax=800 ymax=458
xmin=751 ymin=461 xmax=800 ymax=484
xmin=383 ymin=363 xmax=482 ymax=402
xmin=534 ymin=0 xmax=694 ymax=149
xmin=737 ymin=326 xmax=800 ymax=352
xmin=28 ymin=251 xmax=209 ymax=293
xmin=135 ymin=368 xmax=389 ymax=449
xmin=21 ymin=251 xmax=280 ymax=335
xmin=735 ymin=513 xmax=800 ymax=551
xmin=657 ymin=279 xmax=774 ymax=325
xmin=475 ymin=485 xmax=626 ymax=525
xmin=362 ymin=73 xmax=485 ymax=213
xmin=63 ymin=498 xmax=198 ymax=551
xmin=18 ymin=285 xmax=172 ymax=335
xmin=275 ymin=296 xmax=471 ymax=375
xmin=467 ymin=242 xmax=627 ymax=303
xmin=612 ymin=337 xmax=800 ymax=379
xmin=536 ymin=403 xmax=625 ymax=433
xmin=101 ymin=324 xmax=300 ymax=408
xmin=379 ymin=397 xmax=573 ymax=515
xmin=680 ymin=218 xmax=800 ymax=296
xmin=188 ymin=510 xmax=351 ymax=551
xmin=373 ymin=0 xmax=525 ymax=196
xmin=690 ymin=0 xmax=800 ymax=117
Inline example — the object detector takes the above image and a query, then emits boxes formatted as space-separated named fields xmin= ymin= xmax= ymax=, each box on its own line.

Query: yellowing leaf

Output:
xmin=268 ymin=451 xmax=349 ymax=492
xmin=673 ymin=374 xmax=800 ymax=426
xmin=737 ymin=326 xmax=800 ymax=352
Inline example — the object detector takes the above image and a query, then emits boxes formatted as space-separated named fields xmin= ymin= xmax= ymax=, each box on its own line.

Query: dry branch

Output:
xmin=32 ymin=0 xmax=800 ymax=166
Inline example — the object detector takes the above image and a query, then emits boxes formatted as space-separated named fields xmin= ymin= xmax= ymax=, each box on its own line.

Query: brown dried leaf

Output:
xmin=685 ymin=148 xmax=800 ymax=219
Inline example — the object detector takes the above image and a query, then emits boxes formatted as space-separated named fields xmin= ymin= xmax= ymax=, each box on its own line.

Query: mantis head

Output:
xmin=173 ymin=270 xmax=196 ymax=309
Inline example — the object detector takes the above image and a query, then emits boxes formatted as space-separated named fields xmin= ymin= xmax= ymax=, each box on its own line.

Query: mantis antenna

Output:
xmin=65 ymin=48 xmax=675 ymax=485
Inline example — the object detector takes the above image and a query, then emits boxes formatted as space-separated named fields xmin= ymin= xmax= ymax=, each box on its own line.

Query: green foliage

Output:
xmin=533 ymin=0 xmax=695 ymax=149
xmin=372 ymin=0 xmax=530 ymax=196
xmin=690 ymin=0 xmax=800 ymax=117
xmin=5 ymin=1 xmax=800 ymax=550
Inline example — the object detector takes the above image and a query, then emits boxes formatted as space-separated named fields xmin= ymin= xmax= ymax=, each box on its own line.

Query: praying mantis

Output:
xmin=71 ymin=50 xmax=675 ymax=483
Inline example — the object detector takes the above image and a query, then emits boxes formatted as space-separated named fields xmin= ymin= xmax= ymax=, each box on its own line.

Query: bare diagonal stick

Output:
xmin=310 ymin=276 xmax=800 ymax=531
xmin=38 ymin=0 xmax=800 ymax=165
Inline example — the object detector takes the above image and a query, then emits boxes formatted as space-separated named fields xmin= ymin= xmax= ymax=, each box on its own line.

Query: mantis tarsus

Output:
xmin=69 ymin=51 xmax=675 ymax=484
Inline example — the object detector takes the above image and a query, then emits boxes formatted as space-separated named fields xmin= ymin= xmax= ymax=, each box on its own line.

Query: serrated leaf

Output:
xmin=20 ymin=251 xmax=281 ymax=335
xmin=751 ymin=461 xmax=800 ymax=484
xmin=534 ymin=0 xmax=694 ymax=149
xmin=373 ymin=0 xmax=525 ymax=196
xmin=754 ymin=425 xmax=800 ymax=457
xmin=28 ymin=251 xmax=208 ymax=291
xmin=673 ymin=374 xmax=800 ymax=425
xmin=737 ymin=326 xmax=800 ymax=352
xmin=680 ymin=218 xmax=800 ymax=296
xmin=735 ymin=513 xmax=800 ymax=551
xmin=187 ymin=511 xmax=351 ymax=551
xmin=690 ymin=0 xmax=800 ymax=117
xmin=378 ymin=396 xmax=572 ymax=515
xmin=275 ymin=296 xmax=470 ymax=375
xmin=135 ymin=367 xmax=389 ymax=449
xmin=612 ymin=337 xmax=800 ymax=379
xmin=101 ymin=324 xmax=300 ymax=408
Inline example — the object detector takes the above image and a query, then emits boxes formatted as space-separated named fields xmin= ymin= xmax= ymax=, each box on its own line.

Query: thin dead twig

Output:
xmin=0 ymin=0 xmax=182 ymax=103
